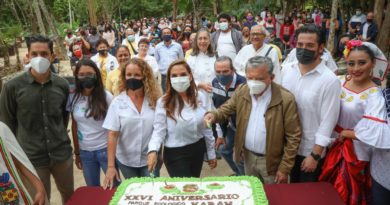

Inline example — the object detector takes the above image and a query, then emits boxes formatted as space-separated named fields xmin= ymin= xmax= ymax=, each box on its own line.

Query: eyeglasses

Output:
xmin=251 ymin=32 xmax=266 ymax=36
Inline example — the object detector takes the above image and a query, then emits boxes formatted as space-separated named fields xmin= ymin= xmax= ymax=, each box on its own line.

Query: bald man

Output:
xmin=358 ymin=12 xmax=378 ymax=43
xmin=234 ymin=25 xmax=281 ymax=83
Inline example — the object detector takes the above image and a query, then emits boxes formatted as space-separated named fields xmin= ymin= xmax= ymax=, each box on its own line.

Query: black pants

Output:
xmin=372 ymin=178 xmax=390 ymax=205
xmin=161 ymin=74 xmax=167 ymax=93
xmin=290 ymin=155 xmax=324 ymax=183
xmin=163 ymin=138 xmax=206 ymax=177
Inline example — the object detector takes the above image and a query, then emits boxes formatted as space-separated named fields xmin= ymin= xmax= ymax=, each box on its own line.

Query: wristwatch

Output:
xmin=310 ymin=152 xmax=321 ymax=161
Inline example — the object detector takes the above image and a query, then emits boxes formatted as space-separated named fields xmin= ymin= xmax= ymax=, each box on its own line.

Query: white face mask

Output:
xmin=247 ymin=80 xmax=267 ymax=95
xmin=171 ymin=76 xmax=190 ymax=93
xmin=29 ymin=56 xmax=51 ymax=74
xmin=219 ymin=22 xmax=229 ymax=31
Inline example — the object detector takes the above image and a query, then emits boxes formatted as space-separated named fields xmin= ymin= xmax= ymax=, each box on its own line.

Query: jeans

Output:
xmin=117 ymin=161 xmax=150 ymax=178
xmin=79 ymin=148 xmax=119 ymax=187
xmin=161 ymin=74 xmax=167 ymax=93
xmin=290 ymin=155 xmax=324 ymax=183
xmin=217 ymin=126 xmax=245 ymax=175
xmin=372 ymin=178 xmax=390 ymax=205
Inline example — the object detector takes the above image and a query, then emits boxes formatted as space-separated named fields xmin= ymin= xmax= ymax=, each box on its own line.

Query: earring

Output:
xmin=346 ymin=74 xmax=352 ymax=81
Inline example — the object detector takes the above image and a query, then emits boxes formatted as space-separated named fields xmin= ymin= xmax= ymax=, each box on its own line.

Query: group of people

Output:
xmin=0 ymin=7 xmax=389 ymax=205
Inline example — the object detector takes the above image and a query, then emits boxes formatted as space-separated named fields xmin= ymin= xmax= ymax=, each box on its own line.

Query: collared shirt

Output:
xmin=91 ymin=53 xmax=119 ymax=87
xmin=362 ymin=22 xmax=370 ymax=39
xmin=134 ymin=54 xmax=160 ymax=77
xmin=0 ymin=71 xmax=72 ymax=167
xmin=245 ymin=85 xmax=272 ymax=154
xmin=234 ymin=44 xmax=281 ymax=84
xmin=281 ymin=61 xmax=341 ymax=157
xmin=103 ymin=92 xmax=155 ymax=167
xmin=154 ymin=41 xmax=184 ymax=75
xmin=148 ymin=92 xmax=216 ymax=160
xmin=106 ymin=68 xmax=121 ymax=96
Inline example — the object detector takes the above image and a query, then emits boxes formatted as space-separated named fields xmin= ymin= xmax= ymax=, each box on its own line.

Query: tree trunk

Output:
xmin=87 ymin=0 xmax=97 ymax=26
xmin=191 ymin=0 xmax=202 ymax=30
xmin=327 ymin=0 xmax=339 ymax=54
xmin=172 ymin=0 xmax=177 ymax=21
xmin=32 ymin=0 xmax=46 ymax=35
xmin=212 ymin=1 xmax=218 ymax=16
xmin=6 ymin=0 xmax=22 ymax=26
xmin=37 ymin=0 xmax=68 ymax=60
xmin=282 ymin=0 xmax=288 ymax=18
xmin=374 ymin=0 xmax=385 ymax=29
xmin=14 ymin=39 xmax=21 ymax=70
xmin=377 ymin=2 xmax=390 ymax=52
xmin=27 ymin=0 xmax=38 ymax=34
xmin=339 ymin=1 xmax=346 ymax=34
xmin=14 ymin=0 xmax=28 ymax=24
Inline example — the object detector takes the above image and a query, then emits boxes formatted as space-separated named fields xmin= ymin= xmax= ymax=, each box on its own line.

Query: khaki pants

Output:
xmin=244 ymin=149 xmax=275 ymax=184
xmin=35 ymin=157 xmax=74 ymax=204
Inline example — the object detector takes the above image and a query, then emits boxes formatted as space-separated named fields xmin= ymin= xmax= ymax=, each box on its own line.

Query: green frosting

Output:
xmin=109 ymin=176 xmax=268 ymax=205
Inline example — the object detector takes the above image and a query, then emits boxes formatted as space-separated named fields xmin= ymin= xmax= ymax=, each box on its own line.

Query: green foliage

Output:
xmin=0 ymin=24 xmax=23 ymax=45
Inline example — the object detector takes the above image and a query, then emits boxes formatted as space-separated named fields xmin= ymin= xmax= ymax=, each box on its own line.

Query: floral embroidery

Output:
xmin=0 ymin=173 xmax=19 ymax=204
xmin=346 ymin=96 xmax=354 ymax=102
xmin=360 ymin=93 xmax=368 ymax=100
xmin=340 ymin=91 xmax=346 ymax=99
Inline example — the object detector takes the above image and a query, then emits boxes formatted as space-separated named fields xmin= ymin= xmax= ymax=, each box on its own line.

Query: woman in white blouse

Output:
xmin=147 ymin=59 xmax=217 ymax=177
xmin=187 ymin=28 xmax=216 ymax=110
xmin=134 ymin=38 xmax=159 ymax=79
xmin=102 ymin=24 xmax=116 ymax=55
xmin=102 ymin=58 xmax=161 ymax=189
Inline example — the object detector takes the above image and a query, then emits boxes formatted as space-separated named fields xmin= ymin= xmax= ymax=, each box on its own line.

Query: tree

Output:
xmin=377 ymin=2 xmax=390 ymax=52
xmin=374 ymin=0 xmax=385 ymax=30
xmin=326 ymin=0 xmax=339 ymax=54
xmin=32 ymin=0 xmax=46 ymax=35
xmin=87 ymin=0 xmax=97 ymax=26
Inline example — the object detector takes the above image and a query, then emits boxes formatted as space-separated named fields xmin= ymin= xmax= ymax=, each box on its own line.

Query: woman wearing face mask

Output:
xmin=177 ymin=26 xmax=193 ymax=53
xmin=69 ymin=43 xmax=84 ymax=72
xmin=147 ymin=59 xmax=217 ymax=177
xmin=187 ymin=28 xmax=216 ymax=110
xmin=91 ymin=39 xmax=119 ymax=88
xmin=134 ymin=38 xmax=159 ymax=79
xmin=279 ymin=16 xmax=295 ymax=50
xmin=264 ymin=13 xmax=276 ymax=40
xmin=87 ymin=26 xmax=101 ymax=55
xmin=103 ymin=24 xmax=116 ymax=55
xmin=67 ymin=59 xmax=116 ymax=187
xmin=103 ymin=58 xmax=161 ymax=189
xmin=106 ymin=45 xmax=131 ymax=96
xmin=319 ymin=41 xmax=390 ymax=205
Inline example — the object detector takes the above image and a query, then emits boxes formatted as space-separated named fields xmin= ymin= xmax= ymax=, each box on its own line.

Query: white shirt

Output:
xmin=102 ymin=92 xmax=155 ymax=167
xmin=362 ymin=22 xmax=370 ymax=39
xmin=281 ymin=48 xmax=338 ymax=72
xmin=90 ymin=53 xmax=119 ymax=73
xmin=67 ymin=91 xmax=113 ymax=151
xmin=245 ymin=86 xmax=272 ymax=154
xmin=134 ymin=54 xmax=160 ymax=77
xmin=281 ymin=61 xmax=341 ymax=157
xmin=234 ymin=44 xmax=281 ymax=84
xmin=148 ymin=92 xmax=216 ymax=160
xmin=217 ymin=30 xmax=237 ymax=61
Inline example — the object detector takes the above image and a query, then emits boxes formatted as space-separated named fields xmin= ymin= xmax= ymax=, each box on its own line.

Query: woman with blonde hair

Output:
xmin=106 ymin=45 xmax=131 ymax=96
xmin=103 ymin=58 xmax=161 ymax=189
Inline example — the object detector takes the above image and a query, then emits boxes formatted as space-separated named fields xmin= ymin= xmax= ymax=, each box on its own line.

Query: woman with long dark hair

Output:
xmin=177 ymin=26 xmax=193 ymax=54
xmin=67 ymin=59 xmax=116 ymax=187
xmin=103 ymin=58 xmax=161 ymax=189
xmin=147 ymin=59 xmax=217 ymax=177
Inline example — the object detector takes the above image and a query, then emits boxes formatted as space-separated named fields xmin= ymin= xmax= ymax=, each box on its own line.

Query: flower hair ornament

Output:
xmin=343 ymin=40 xmax=363 ymax=58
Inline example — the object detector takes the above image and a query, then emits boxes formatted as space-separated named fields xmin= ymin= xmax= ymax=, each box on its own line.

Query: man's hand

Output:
xmin=215 ymin=138 xmax=226 ymax=150
xmin=103 ymin=167 xmax=120 ymax=190
xmin=204 ymin=113 xmax=216 ymax=128
xmin=301 ymin=155 xmax=319 ymax=173
xmin=33 ymin=187 xmax=46 ymax=205
xmin=274 ymin=171 xmax=288 ymax=184
xmin=75 ymin=155 xmax=82 ymax=170
xmin=208 ymin=159 xmax=217 ymax=169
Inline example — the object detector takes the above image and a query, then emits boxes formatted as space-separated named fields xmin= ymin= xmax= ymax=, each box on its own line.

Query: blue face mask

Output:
xmin=127 ymin=35 xmax=135 ymax=42
xmin=216 ymin=74 xmax=233 ymax=86
xmin=162 ymin=35 xmax=172 ymax=42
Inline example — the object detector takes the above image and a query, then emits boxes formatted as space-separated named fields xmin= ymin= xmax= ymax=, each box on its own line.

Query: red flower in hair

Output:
xmin=344 ymin=40 xmax=363 ymax=58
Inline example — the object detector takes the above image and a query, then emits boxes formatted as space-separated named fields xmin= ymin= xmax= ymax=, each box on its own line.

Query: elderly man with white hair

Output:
xmin=121 ymin=28 xmax=138 ymax=56
xmin=205 ymin=56 xmax=302 ymax=184
xmin=234 ymin=25 xmax=281 ymax=83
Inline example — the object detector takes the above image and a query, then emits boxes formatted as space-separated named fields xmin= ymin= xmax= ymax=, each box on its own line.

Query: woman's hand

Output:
xmin=75 ymin=154 xmax=82 ymax=170
xmin=147 ymin=152 xmax=158 ymax=172
xmin=33 ymin=186 xmax=46 ymax=205
xmin=103 ymin=167 xmax=120 ymax=190
xmin=208 ymin=159 xmax=217 ymax=169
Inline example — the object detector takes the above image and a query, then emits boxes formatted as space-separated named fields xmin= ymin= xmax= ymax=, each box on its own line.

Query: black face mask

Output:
xmin=98 ymin=49 xmax=107 ymax=55
xmin=79 ymin=77 xmax=97 ymax=89
xmin=126 ymin=78 xmax=143 ymax=90
xmin=367 ymin=19 xmax=373 ymax=23
xmin=296 ymin=47 xmax=316 ymax=65
xmin=91 ymin=30 xmax=97 ymax=35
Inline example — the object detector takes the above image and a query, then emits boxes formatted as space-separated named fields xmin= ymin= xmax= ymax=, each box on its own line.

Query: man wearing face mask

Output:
xmin=281 ymin=25 xmax=341 ymax=183
xmin=121 ymin=28 xmax=138 ymax=56
xmin=211 ymin=13 xmax=244 ymax=62
xmin=0 ymin=35 xmax=74 ymax=203
xmin=348 ymin=7 xmax=367 ymax=37
xmin=205 ymin=56 xmax=302 ymax=184
xmin=211 ymin=56 xmax=246 ymax=176
xmin=357 ymin=12 xmax=378 ymax=43
xmin=155 ymin=27 xmax=184 ymax=92
xmin=234 ymin=25 xmax=281 ymax=83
